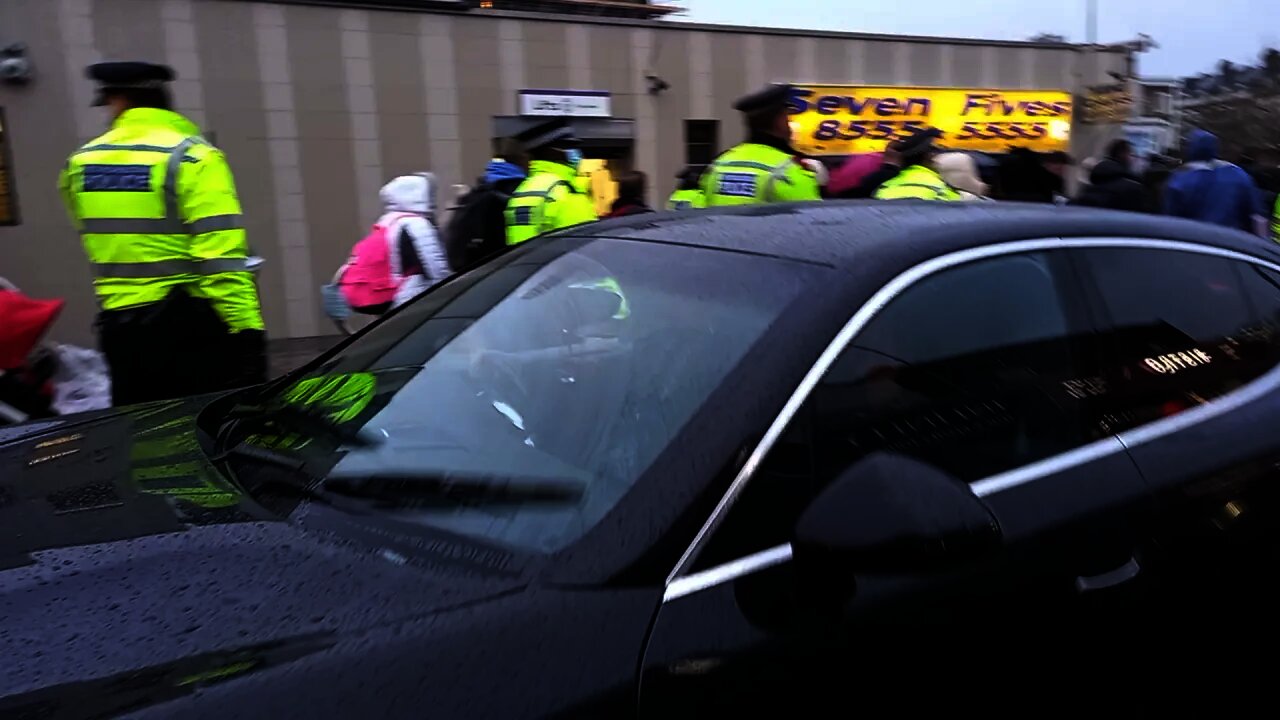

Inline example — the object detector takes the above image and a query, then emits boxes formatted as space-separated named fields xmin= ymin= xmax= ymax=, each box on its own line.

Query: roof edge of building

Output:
xmin=229 ymin=0 xmax=1127 ymax=52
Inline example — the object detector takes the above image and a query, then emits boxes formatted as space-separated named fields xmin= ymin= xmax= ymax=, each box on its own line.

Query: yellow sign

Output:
xmin=787 ymin=85 xmax=1073 ymax=156
xmin=1081 ymin=84 xmax=1132 ymax=124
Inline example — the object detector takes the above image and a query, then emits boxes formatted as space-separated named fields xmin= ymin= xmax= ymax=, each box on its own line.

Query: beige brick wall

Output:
xmin=0 ymin=0 xmax=1131 ymax=343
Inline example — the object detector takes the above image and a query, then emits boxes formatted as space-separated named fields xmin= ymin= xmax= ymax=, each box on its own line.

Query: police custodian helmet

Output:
xmin=86 ymin=61 xmax=175 ymax=106
xmin=733 ymin=83 xmax=794 ymax=119
xmin=892 ymin=125 xmax=944 ymax=162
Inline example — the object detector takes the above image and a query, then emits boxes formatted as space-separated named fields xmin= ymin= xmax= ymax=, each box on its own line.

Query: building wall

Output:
xmin=0 ymin=0 xmax=1129 ymax=344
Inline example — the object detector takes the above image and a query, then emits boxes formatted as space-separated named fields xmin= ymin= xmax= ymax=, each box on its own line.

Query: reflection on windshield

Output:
xmin=290 ymin=238 xmax=808 ymax=554
xmin=284 ymin=373 xmax=376 ymax=423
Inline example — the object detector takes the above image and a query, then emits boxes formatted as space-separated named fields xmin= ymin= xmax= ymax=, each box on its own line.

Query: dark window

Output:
xmin=685 ymin=119 xmax=718 ymax=168
xmin=1078 ymin=248 xmax=1280 ymax=435
xmin=697 ymin=251 xmax=1101 ymax=568
xmin=0 ymin=108 xmax=17 ymax=226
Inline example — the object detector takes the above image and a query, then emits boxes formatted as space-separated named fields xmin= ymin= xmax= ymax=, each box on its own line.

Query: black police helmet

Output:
xmin=733 ymin=83 xmax=792 ymax=119
xmin=892 ymin=126 xmax=944 ymax=163
xmin=86 ymin=61 xmax=175 ymax=106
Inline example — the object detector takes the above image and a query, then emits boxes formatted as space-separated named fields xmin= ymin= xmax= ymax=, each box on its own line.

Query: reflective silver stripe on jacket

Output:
xmin=163 ymin=137 xmax=202 ymax=225
xmin=510 ymin=179 xmax=575 ymax=201
xmin=80 ymin=217 xmax=186 ymax=234
xmin=73 ymin=142 xmax=183 ymax=155
xmin=91 ymin=257 xmax=249 ymax=278
xmin=80 ymin=213 xmax=244 ymax=235
xmin=715 ymin=160 xmax=776 ymax=173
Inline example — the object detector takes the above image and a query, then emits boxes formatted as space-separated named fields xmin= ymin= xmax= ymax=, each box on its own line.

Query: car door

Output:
xmin=1068 ymin=242 xmax=1280 ymax=654
xmin=638 ymin=244 xmax=1152 ymax=718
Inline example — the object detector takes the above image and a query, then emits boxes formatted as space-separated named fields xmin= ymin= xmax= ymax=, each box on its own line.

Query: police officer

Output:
xmin=59 ymin=62 xmax=266 ymax=406
xmin=702 ymin=84 xmax=821 ymax=207
xmin=667 ymin=166 xmax=706 ymax=210
xmin=505 ymin=118 xmax=597 ymax=245
xmin=873 ymin=127 xmax=962 ymax=201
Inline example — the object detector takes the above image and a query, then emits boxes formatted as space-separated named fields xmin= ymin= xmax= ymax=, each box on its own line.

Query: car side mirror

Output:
xmin=793 ymin=453 xmax=1001 ymax=574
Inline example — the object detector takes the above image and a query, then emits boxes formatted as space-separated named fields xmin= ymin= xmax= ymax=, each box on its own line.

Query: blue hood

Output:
xmin=1187 ymin=130 xmax=1219 ymax=163
xmin=1165 ymin=129 xmax=1261 ymax=232
xmin=484 ymin=160 xmax=526 ymax=184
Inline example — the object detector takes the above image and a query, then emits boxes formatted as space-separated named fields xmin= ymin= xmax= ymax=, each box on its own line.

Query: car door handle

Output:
xmin=1075 ymin=556 xmax=1141 ymax=593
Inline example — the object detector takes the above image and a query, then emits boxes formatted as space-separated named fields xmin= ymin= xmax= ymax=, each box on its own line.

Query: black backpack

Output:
xmin=443 ymin=182 xmax=514 ymax=269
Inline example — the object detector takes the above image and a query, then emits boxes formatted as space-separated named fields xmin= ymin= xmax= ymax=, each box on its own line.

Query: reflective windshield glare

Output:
xmin=307 ymin=239 xmax=806 ymax=553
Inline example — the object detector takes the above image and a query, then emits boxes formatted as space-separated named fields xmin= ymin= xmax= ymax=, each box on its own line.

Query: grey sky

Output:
xmin=681 ymin=0 xmax=1279 ymax=78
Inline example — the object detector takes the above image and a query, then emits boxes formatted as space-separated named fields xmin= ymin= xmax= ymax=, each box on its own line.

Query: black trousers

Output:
xmin=97 ymin=289 xmax=267 ymax=407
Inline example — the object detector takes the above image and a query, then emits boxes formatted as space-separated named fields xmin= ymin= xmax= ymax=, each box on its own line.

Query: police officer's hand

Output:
xmin=799 ymin=159 xmax=829 ymax=187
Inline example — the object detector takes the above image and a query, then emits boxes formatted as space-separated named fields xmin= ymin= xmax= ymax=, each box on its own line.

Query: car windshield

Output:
xmin=260 ymin=237 xmax=811 ymax=554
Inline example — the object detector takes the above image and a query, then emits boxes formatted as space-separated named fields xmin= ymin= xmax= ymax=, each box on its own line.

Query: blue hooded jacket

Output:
xmin=1164 ymin=130 xmax=1261 ymax=233
xmin=483 ymin=160 xmax=526 ymax=185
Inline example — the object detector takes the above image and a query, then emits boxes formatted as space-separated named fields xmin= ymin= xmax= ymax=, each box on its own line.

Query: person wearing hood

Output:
xmin=377 ymin=173 xmax=451 ymax=308
xmin=443 ymin=139 xmax=527 ymax=267
xmin=873 ymin=127 xmax=962 ymax=201
xmin=1072 ymin=140 xmax=1146 ymax=213
xmin=934 ymin=152 xmax=990 ymax=200
xmin=606 ymin=171 xmax=655 ymax=218
xmin=483 ymin=141 xmax=528 ymax=193
xmin=1165 ymin=130 xmax=1264 ymax=235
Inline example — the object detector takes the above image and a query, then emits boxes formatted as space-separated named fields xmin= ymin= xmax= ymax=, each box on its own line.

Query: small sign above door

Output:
xmin=519 ymin=90 xmax=612 ymax=118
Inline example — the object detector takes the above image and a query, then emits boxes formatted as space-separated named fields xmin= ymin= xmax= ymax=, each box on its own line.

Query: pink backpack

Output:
xmin=339 ymin=213 xmax=414 ymax=312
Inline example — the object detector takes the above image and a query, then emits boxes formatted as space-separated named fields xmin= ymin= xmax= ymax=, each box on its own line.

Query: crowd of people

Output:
xmin=13 ymin=62 xmax=1279 ymax=420
xmin=442 ymin=82 xmax=1280 ymax=268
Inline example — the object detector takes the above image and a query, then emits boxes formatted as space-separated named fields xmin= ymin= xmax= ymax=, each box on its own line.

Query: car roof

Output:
xmin=569 ymin=201 xmax=1280 ymax=272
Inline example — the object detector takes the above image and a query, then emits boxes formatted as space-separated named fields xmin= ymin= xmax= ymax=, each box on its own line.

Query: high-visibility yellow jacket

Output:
xmin=873 ymin=164 xmax=963 ymax=201
xmin=1272 ymin=195 xmax=1279 ymax=243
xmin=59 ymin=108 xmax=263 ymax=332
xmin=701 ymin=143 xmax=821 ymax=207
xmin=504 ymin=160 xmax=598 ymax=245
xmin=666 ymin=188 xmax=706 ymax=210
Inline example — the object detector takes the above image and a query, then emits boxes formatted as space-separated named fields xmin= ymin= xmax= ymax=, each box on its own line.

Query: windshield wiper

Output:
xmin=322 ymin=473 xmax=585 ymax=509
xmin=215 ymin=402 xmax=382 ymax=452
xmin=215 ymin=444 xmax=584 ymax=510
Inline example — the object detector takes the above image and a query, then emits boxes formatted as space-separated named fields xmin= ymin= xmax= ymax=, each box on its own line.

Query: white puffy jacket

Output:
xmin=378 ymin=173 xmax=452 ymax=308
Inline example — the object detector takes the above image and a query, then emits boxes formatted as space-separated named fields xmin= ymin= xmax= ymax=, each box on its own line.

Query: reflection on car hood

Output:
xmin=0 ymin=397 xmax=523 ymax=712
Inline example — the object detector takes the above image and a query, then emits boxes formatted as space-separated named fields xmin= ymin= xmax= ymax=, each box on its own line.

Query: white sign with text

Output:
xmin=519 ymin=91 xmax=612 ymax=118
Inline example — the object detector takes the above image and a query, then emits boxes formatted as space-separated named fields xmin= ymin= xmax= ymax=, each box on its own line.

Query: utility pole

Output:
xmin=1086 ymin=0 xmax=1098 ymax=44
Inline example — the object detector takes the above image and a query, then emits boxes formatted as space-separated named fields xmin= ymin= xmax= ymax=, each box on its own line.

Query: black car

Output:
xmin=4 ymin=202 xmax=1280 ymax=717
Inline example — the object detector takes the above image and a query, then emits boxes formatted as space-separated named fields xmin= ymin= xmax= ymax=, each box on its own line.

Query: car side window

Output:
xmin=695 ymin=250 xmax=1100 ymax=570
xmin=1075 ymin=248 xmax=1280 ymax=435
